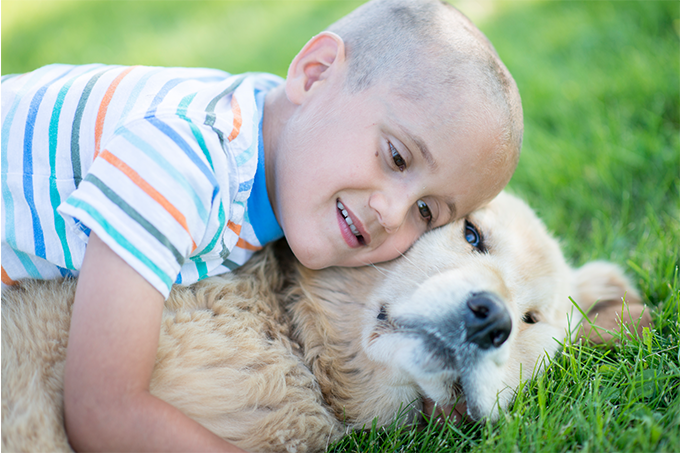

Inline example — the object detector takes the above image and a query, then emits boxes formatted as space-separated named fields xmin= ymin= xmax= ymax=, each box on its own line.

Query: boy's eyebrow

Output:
xmin=396 ymin=123 xmax=437 ymax=171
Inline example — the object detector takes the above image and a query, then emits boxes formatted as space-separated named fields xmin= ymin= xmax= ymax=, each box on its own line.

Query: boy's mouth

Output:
xmin=337 ymin=200 xmax=367 ymax=246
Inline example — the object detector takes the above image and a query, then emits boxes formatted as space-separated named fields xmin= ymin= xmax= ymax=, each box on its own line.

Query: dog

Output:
xmin=1 ymin=192 xmax=650 ymax=452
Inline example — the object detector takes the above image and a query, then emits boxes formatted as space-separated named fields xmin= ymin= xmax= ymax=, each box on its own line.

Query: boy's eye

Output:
xmin=417 ymin=200 xmax=432 ymax=222
xmin=389 ymin=142 xmax=406 ymax=172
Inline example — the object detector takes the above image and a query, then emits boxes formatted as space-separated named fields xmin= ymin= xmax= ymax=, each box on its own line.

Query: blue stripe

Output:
xmin=2 ymin=66 xmax=55 ymax=255
xmin=237 ymin=179 xmax=254 ymax=193
xmin=117 ymin=127 xmax=210 ymax=222
xmin=145 ymin=75 xmax=224 ymax=117
xmin=145 ymin=78 xmax=185 ymax=114
xmin=146 ymin=115 xmax=219 ymax=189
xmin=22 ymin=67 xmax=74 ymax=259
xmin=9 ymin=249 xmax=44 ymax=279
xmin=246 ymin=106 xmax=283 ymax=246
xmin=115 ymin=67 xmax=163 ymax=129
xmin=57 ymin=266 xmax=72 ymax=278
xmin=142 ymin=79 xmax=219 ymax=187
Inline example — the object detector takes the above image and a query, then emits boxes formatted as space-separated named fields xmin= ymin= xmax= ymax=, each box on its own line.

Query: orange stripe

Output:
xmin=94 ymin=66 xmax=136 ymax=160
xmin=227 ymin=95 xmax=242 ymax=142
xmin=100 ymin=150 xmax=197 ymax=251
xmin=1 ymin=266 xmax=18 ymax=286
xmin=236 ymin=238 xmax=262 ymax=251
xmin=227 ymin=221 xmax=241 ymax=235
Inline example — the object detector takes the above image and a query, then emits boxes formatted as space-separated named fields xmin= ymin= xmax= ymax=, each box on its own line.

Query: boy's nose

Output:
xmin=368 ymin=191 xmax=412 ymax=233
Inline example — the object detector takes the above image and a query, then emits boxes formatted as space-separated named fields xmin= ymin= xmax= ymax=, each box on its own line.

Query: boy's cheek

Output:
xmin=360 ymin=231 xmax=423 ymax=266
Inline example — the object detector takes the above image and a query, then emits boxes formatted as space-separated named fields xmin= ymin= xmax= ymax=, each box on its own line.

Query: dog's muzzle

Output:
xmin=464 ymin=292 xmax=512 ymax=349
xmin=396 ymin=290 xmax=513 ymax=373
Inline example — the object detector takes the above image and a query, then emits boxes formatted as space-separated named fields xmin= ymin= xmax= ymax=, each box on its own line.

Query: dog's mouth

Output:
xmin=422 ymin=394 xmax=469 ymax=425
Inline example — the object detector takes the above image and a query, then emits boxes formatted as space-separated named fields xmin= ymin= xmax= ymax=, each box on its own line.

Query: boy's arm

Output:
xmin=64 ymin=232 xmax=246 ymax=452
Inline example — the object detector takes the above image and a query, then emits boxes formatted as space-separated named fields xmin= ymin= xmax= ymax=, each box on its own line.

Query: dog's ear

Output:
xmin=572 ymin=261 xmax=651 ymax=344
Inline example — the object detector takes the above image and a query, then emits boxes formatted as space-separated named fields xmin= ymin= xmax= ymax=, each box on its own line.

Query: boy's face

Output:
xmin=267 ymin=74 xmax=511 ymax=270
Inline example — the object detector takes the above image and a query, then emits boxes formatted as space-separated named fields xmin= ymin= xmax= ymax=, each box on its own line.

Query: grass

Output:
xmin=3 ymin=0 xmax=679 ymax=451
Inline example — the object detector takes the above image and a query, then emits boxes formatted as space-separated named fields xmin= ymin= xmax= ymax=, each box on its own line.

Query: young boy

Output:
xmin=1 ymin=0 xmax=522 ymax=451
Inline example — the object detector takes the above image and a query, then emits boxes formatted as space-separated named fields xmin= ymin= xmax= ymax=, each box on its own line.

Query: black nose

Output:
xmin=465 ymin=292 xmax=512 ymax=349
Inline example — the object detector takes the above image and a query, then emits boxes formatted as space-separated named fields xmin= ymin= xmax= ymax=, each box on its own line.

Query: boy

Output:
xmin=1 ymin=0 xmax=522 ymax=451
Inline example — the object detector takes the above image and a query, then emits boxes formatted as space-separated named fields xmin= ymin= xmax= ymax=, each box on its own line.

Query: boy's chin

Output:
xmin=288 ymin=247 xmax=333 ymax=270
xmin=289 ymin=247 xmax=357 ymax=270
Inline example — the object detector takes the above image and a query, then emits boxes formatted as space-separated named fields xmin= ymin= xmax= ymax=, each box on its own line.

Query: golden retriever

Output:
xmin=1 ymin=192 xmax=650 ymax=452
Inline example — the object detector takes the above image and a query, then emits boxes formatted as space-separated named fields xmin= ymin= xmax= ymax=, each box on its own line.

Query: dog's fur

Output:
xmin=1 ymin=192 xmax=650 ymax=452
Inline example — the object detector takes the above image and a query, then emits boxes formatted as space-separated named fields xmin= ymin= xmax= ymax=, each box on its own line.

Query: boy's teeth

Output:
xmin=337 ymin=201 xmax=361 ymax=237
xmin=349 ymin=224 xmax=359 ymax=235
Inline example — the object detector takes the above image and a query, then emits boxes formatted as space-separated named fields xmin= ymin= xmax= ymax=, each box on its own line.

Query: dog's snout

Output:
xmin=465 ymin=292 xmax=512 ymax=349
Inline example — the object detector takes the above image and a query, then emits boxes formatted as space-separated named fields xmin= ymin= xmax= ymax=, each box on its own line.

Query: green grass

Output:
xmin=3 ymin=1 xmax=678 ymax=451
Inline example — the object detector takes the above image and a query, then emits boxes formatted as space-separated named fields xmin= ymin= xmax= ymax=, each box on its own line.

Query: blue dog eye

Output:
xmin=465 ymin=221 xmax=481 ymax=248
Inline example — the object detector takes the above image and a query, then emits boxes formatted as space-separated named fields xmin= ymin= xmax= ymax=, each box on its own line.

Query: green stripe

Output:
xmin=194 ymin=259 xmax=208 ymax=279
xmin=70 ymin=67 xmax=111 ymax=186
xmin=176 ymin=92 xmax=214 ymax=170
xmin=204 ymin=74 xmax=247 ymax=147
xmin=84 ymin=174 xmax=185 ymax=266
xmin=64 ymin=197 xmax=174 ymax=291
xmin=48 ymin=67 xmax=98 ymax=269
xmin=189 ymin=199 xmax=227 ymax=280
xmin=221 ymin=259 xmax=239 ymax=271
xmin=117 ymin=127 xmax=209 ymax=222
xmin=188 ymin=254 xmax=209 ymax=280
xmin=194 ymin=201 xmax=226 ymax=259
xmin=12 ymin=249 xmax=44 ymax=279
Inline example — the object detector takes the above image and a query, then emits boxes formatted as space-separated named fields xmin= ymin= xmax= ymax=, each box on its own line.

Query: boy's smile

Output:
xmin=337 ymin=199 xmax=369 ymax=247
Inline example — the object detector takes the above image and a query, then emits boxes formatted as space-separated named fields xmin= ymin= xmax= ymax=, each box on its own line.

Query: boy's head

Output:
xmin=263 ymin=0 xmax=522 ymax=270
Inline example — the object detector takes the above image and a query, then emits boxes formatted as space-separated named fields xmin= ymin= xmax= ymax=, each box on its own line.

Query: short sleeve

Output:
xmin=58 ymin=116 xmax=226 ymax=298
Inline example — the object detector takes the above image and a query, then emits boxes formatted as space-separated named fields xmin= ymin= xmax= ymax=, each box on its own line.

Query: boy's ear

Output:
xmin=286 ymin=31 xmax=346 ymax=105
xmin=572 ymin=261 xmax=651 ymax=344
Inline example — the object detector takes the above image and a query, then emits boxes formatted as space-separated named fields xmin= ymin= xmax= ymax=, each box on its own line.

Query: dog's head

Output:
xmin=362 ymin=191 xmax=645 ymax=422
xmin=291 ymin=191 xmax=646 ymax=427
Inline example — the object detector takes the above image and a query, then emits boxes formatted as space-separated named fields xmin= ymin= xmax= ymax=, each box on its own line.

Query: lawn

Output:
xmin=2 ymin=0 xmax=679 ymax=452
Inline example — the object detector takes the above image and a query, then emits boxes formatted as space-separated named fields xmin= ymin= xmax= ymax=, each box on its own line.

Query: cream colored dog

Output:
xmin=2 ymin=192 xmax=650 ymax=452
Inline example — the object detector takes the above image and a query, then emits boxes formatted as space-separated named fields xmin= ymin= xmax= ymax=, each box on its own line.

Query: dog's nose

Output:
xmin=465 ymin=292 xmax=512 ymax=349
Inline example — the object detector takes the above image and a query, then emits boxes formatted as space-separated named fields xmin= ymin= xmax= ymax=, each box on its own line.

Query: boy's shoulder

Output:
xmin=100 ymin=69 xmax=282 ymax=148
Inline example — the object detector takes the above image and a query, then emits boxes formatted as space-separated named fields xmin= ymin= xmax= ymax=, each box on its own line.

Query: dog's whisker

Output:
xmin=365 ymin=262 xmax=391 ymax=278
xmin=391 ymin=246 xmax=430 ymax=280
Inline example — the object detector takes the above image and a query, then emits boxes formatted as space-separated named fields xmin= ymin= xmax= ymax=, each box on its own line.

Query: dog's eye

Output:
xmin=522 ymin=312 xmax=539 ymax=324
xmin=464 ymin=221 xmax=484 ymax=251
xmin=377 ymin=306 xmax=388 ymax=321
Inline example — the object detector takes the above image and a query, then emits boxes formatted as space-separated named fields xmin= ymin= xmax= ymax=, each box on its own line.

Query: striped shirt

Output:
xmin=1 ymin=64 xmax=284 ymax=298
